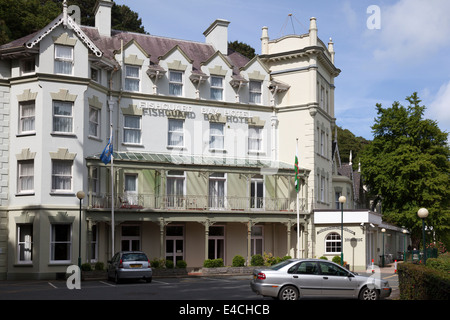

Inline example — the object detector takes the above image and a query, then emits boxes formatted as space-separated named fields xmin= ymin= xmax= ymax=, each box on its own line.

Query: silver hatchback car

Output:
xmin=107 ymin=251 xmax=152 ymax=284
xmin=251 ymin=259 xmax=391 ymax=300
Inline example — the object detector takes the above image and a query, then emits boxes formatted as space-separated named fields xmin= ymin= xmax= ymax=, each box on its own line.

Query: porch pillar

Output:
xmin=159 ymin=219 xmax=168 ymax=260
xmin=285 ymin=220 xmax=292 ymax=257
xmin=246 ymin=220 xmax=255 ymax=265
xmin=202 ymin=219 xmax=213 ymax=261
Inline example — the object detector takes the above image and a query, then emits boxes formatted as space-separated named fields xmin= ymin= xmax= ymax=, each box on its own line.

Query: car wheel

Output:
xmin=278 ymin=286 xmax=299 ymax=300
xmin=359 ymin=286 xmax=379 ymax=300
xmin=146 ymin=277 xmax=152 ymax=283
xmin=114 ymin=273 xmax=121 ymax=284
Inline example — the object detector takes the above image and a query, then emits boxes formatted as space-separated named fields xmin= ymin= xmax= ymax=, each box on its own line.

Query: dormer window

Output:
xmin=169 ymin=71 xmax=183 ymax=96
xmin=210 ymin=76 xmax=224 ymax=100
xmin=249 ymin=80 xmax=262 ymax=104
xmin=21 ymin=58 xmax=35 ymax=75
xmin=125 ymin=65 xmax=140 ymax=92
xmin=54 ymin=45 xmax=73 ymax=75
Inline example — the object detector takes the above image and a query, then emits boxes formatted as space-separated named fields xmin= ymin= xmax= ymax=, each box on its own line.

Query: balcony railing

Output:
xmin=89 ymin=193 xmax=306 ymax=212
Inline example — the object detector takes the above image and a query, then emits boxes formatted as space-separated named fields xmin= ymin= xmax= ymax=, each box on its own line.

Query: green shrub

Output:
xmin=150 ymin=258 xmax=160 ymax=268
xmin=232 ymin=255 xmax=246 ymax=267
xmin=203 ymin=258 xmax=224 ymax=268
xmin=319 ymin=256 xmax=328 ymax=260
xmin=176 ymin=260 xmax=187 ymax=268
xmin=332 ymin=256 xmax=341 ymax=265
xmin=165 ymin=259 xmax=174 ymax=269
xmin=81 ymin=263 xmax=92 ymax=271
xmin=281 ymin=256 xmax=292 ymax=261
xmin=94 ymin=262 xmax=104 ymax=271
xmin=398 ymin=262 xmax=450 ymax=300
xmin=251 ymin=254 xmax=265 ymax=266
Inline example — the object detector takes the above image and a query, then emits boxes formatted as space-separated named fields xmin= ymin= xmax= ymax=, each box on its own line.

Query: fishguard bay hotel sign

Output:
xmin=138 ymin=100 xmax=256 ymax=122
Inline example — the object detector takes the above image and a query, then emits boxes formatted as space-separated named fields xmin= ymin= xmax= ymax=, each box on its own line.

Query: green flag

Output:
xmin=295 ymin=144 xmax=300 ymax=192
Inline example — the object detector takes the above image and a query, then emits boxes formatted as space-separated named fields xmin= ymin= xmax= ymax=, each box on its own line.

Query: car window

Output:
xmin=122 ymin=253 xmax=148 ymax=262
xmin=296 ymin=261 xmax=319 ymax=275
xmin=270 ymin=260 xmax=295 ymax=270
xmin=318 ymin=262 xmax=349 ymax=276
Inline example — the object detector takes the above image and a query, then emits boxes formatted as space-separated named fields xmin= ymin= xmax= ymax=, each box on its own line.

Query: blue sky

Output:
xmin=114 ymin=0 xmax=450 ymax=140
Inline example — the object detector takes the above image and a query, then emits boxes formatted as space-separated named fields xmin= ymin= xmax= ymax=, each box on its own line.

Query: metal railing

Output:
xmin=89 ymin=193 xmax=305 ymax=212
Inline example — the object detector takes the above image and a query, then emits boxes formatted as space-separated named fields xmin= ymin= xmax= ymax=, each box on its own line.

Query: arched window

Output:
xmin=325 ymin=232 xmax=341 ymax=253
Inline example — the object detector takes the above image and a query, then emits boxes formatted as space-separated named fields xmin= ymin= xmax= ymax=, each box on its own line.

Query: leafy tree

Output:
xmin=0 ymin=0 xmax=147 ymax=45
xmin=334 ymin=126 xmax=370 ymax=165
xmin=360 ymin=93 xmax=450 ymax=248
xmin=228 ymin=40 xmax=255 ymax=60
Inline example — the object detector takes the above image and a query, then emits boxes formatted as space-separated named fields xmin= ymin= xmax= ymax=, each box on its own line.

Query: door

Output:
xmin=318 ymin=261 xmax=357 ymax=298
xmin=166 ymin=226 xmax=184 ymax=264
xmin=124 ymin=174 xmax=138 ymax=206
xmin=288 ymin=261 xmax=323 ymax=297
xmin=250 ymin=177 xmax=264 ymax=209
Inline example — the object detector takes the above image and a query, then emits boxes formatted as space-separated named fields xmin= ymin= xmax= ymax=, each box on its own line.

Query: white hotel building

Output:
xmin=0 ymin=1 xmax=407 ymax=279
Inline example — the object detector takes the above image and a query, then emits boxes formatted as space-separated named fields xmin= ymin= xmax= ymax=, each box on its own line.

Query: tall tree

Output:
xmin=0 ymin=0 xmax=147 ymax=45
xmin=360 ymin=93 xmax=450 ymax=248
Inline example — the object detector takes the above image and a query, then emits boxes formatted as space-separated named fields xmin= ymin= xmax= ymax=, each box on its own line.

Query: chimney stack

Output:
xmin=204 ymin=19 xmax=230 ymax=55
xmin=95 ymin=0 xmax=113 ymax=37
xmin=309 ymin=17 xmax=317 ymax=46
xmin=261 ymin=26 xmax=269 ymax=55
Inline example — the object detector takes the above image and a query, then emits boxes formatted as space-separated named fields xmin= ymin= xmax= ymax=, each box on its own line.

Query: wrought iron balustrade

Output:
xmin=89 ymin=193 xmax=306 ymax=212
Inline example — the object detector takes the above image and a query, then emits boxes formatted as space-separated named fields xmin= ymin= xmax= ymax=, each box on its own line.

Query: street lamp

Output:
xmin=76 ymin=190 xmax=85 ymax=269
xmin=402 ymin=229 xmax=408 ymax=262
xmin=339 ymin=195 xmax=346 ymax=266
xmin=381 ymin=228 xmax=386 ymax=267
xmin=417 ymin=208 xmax=429 ymax=264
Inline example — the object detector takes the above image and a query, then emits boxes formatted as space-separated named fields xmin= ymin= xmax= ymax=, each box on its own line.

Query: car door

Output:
xmin=288 ymin=261 xmax=323 ymax=297
xmin=318 ymin=261 xmax=358 ymax=298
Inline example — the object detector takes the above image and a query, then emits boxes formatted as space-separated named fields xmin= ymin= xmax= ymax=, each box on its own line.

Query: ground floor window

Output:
xmin=121 ymin=225 xmax=140 ymax=251
xmin=166 ymin=225 xmax=184 ymax=264
xmin=17 ymin=224 xmax=33 ymax=263
xmin=251 ymin=225 xmax=264 ymax=255
xmin=325 ymin=232 xmax=341 ymax=253
xmin=50 ymin=224 xmax=72 ymax=263
xmin=208 ymin=226 xmax=225 ymax=260
xmin=90 ymin=224 xmax=98 ymax=262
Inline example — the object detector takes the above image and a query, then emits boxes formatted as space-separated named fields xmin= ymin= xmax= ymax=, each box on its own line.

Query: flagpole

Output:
xmin=296 ymin=138 xmax=300 ymax=259
xmin=111 ymin=136 xmax=115 ymax=256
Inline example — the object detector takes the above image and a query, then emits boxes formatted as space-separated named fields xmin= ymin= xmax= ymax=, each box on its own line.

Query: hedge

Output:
xmin=398 ymin=262 xmax=450 ymax=300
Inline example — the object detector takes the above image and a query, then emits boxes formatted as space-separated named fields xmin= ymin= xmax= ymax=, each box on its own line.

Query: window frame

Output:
xmin=51 ymin=160 xmax=73 ymax=193
xmin=124 ymin=65 xmax=141 ymax=92
xmin=123 ymin=115 xmax=142 ymax=145
xmin=249 ymin=80 xmax=262 ymax=104
xmin=210 ymin=76 xmax=224 ymax=101
xmin=325 ymin=232 xmax=342 ymax=254
xmin=54 ymin=44 xmax=73 ymax=75
xmin=17 ymin=159 xmax=34 ymax=194
xmin=209 ymin=122 xmax=224 ymax=150
xmin=167 ymin=118 xmax=184 ymax=148
xmin=50 ymin=223 xmax=72 ymax=264
xmin=17 ymin=223 xmax=33 ymax=264
xmin=52 ymin=100 xmax=73 ymax=134
xmin=19 ymin=101 xmax=36 ymax=135
xmin=169 ymin=71 xmax=183 ymax=96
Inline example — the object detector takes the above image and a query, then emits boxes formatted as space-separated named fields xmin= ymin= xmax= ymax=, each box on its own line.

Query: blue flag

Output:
xmin=100 ymin=136 xmax=113 ymax=164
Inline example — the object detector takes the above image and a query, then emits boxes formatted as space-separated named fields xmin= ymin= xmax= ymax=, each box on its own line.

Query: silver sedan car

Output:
xmin=250 ymin=259 xmax=391 ymax=300
xmin=107 ymin=251 xmax=152 ymax=284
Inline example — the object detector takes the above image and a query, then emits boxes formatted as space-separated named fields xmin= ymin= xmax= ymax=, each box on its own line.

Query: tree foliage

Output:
xmin=228 ymin=40 xmax=256 ymax=60
xmin=334 ymin=126 xmax=370 ymax=165
xmin=360 ymin=93 xmax=450 ymax=247
xmin=0 ymin=0 xmax=147 ymax=45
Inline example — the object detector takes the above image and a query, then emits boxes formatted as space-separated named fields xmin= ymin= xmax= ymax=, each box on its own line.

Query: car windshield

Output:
xmin=122 ymin=253 xmax=148 ymax=262
xmin=269 ymin=260 xmax=295 ymax=270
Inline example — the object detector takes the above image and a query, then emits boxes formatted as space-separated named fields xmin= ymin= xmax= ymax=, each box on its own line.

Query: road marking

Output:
xmin=99 ymin=281 xmax=115 ymax=287
xmin=48 ymin=282 xmax=57 ymax=289
xmin=153 ymin=280 xmax=170 ymax=285
xmin=384 ymin=274 xmax=398 ymax=279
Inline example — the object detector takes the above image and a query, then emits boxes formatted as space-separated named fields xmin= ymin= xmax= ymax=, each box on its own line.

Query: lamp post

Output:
xmin=339 ymin=195 xmax=346 ymax=266
xmin=381 ymin=228 xmax=386 ymax=267
xmin=417 ymin=208 xmax=429 ymax=264
xmin=76 ymin=191 xmax=85 ymax=269
xmin=402 ymin=229 xmax=407 ymax=262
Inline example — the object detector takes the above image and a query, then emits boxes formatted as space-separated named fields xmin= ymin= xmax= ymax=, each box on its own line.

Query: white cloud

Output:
xmin=426 ymin=81 xmax=450 ymax=133
xmin=372 ymin=0 xmax=450 ymax=62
